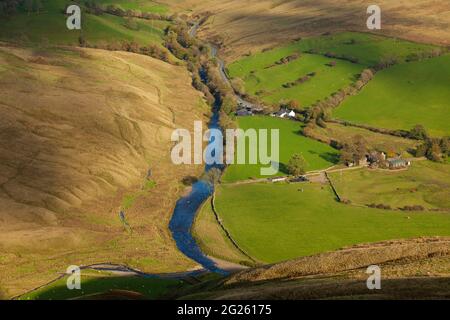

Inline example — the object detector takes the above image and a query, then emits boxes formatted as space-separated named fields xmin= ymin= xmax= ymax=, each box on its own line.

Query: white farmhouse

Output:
xmin=273 ymin=108 xmax=296 ymax=118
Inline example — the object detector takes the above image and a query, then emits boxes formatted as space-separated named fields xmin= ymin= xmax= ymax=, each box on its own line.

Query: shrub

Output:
xmin=287 ymin=154 xmax=307 ymax=176
xmin=399 ymin=205 xmax=425 ymax=211
xmin=316 ymin=117 xmax=327 ymax=128
xmin=182 ymin=176 xmax=198 ymax=186
xmin=409 ymin=124 xmax=428 ymax=140
xmin=200 ymin=168 xmax=222 ymax=185
xmin=368 ymin=203 xmax=391 ymax=210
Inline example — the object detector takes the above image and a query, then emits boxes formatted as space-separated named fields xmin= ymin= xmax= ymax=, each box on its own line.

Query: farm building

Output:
xmin=387 ymin=158 xmax=411 ymax=169
xmin=270 ymin=177 xmax=287 ymax=183
xmin=272 ymin=108 xmax=296 ymax=118
xmin=367 ymin=151 xmax=387 ymax=164
xmin=346 ymin=156 xmax=369 ymax=167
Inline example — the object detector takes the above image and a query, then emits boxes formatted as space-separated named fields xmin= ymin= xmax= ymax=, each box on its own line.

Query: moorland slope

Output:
xmin=182 ymin=237 xmax=450 ymax=299
xmin=0 ymin=43 xmax=207 ymax=297
xmin=169 ymin=0 xmax=450 ymax=62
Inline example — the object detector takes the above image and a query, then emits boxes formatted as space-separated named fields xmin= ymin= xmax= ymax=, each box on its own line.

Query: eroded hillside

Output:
xmin=0 ymin=43 xmax=208 ymax=297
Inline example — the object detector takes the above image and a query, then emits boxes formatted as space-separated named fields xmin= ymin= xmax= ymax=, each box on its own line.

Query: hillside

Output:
xmin=0 ymin=43 xmax=208 ymax=297
xmin=0 ymin=0 xmax=449 ymax=301
xmin=334 ymin=54 xmax=450 ymax=137
xmin=0 ymin=0 xmax=170 ymax=45
xmin=181 ymin=237 xmax=450 ymax=299
xmin=169 ymin=0 xmax=450 ymax=62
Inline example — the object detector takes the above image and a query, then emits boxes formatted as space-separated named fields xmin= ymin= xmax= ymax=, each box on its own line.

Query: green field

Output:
xmin=238 ymin=53 xmax=363 ymax=106
xmin=0 ymin=0 xmax=169 ymax=47
xmin=334 ymin=54 xmax=450 ymax=137
xmin=222 ymin=116 xmax=339 ymax=182
xmin=310 ymin=122 xmax=419 ymax=155
xmin=328 ymin=161 xmax=450 ymax=210
xmin=19 ymin=270 xmax=182 ymax=300
xmin=227 ymin=32 xmax=439 ymax=107
xmin=214 ymin=182 xmax=450 ymax=263
xmin=192 ymin=198 xmax=254 ymax=265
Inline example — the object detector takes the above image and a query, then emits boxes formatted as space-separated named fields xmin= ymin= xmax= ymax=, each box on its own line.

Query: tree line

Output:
xmin=164 ymin=19 xmax=238 ymax=130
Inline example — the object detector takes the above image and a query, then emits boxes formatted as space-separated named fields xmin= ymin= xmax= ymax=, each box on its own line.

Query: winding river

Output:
xmin=168 ymin=23 xmax=227 ymax=274
xmin=169 ymin=21 xmax=258 ymax=274
xmin=168 ymin=102 xmax=227 ymax=274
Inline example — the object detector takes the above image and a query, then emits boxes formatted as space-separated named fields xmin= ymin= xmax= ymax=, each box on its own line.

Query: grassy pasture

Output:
xmin=290 ymin=32 xmax=439 ymax=67
xmin=310 ymin=122 xmax=419 ymax=156
xmin=239 ymin=53 xmax=363 ymax=106
xmin=222 ymin=116 xmax=339 ymax=182
xmin=227 ymin=32 xmax=439 ymax=107
xmin=0 ymin=0 xmax=169 ymax=47
xmin=192 ymin=198 xmax=253 ymax=265
xmin=334 ymin=54 xmax=450 ymax=137
xmin=214 ymin=182 xmax=450 ymax=263
xmin=328 ymin=161 xmax=450 ymax=211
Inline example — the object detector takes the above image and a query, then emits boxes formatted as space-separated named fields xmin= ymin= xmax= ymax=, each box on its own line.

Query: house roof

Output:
xmin=275 ymin=108 xmax=288 ymax=115
xmin=387 ymin=159 xmax=408 ymax=166
xmin=275 ymin=108 xmax=295 ymax=116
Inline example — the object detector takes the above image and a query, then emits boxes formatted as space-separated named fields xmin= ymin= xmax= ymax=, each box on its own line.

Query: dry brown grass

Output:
xmin=226 ymin=237 xmax=450 ymax=284
xmin=165 ymin=0 xmax=450 ymax=62
xmin=0 ymin=44 xmax=209 ymax=298
xmin=204 ymin=273 xmax=450 ymax=299
xmin=186 ymin=237 xmax=450 ymax=299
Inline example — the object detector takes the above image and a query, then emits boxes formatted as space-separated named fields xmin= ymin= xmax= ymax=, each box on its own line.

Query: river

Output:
xmin=168 ymin=20 xmax=260 ymax=274
xmin=168 ymin=22 xmax=228 ymax=274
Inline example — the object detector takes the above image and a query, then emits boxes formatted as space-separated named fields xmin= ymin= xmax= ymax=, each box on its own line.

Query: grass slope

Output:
xmin=309 ymin=122 xmax=419 ymax=155
xmin=0 ymin=44 xmax=207 ymax=297
xmin=215 ymin=182 xmax=450 ymax=263
xmin=0 ymin=0 xmax=169 ymax=47
xmin=222 ymin=116 xmax=339 ymax=182
xmin=98 ymin=0 xmax=169 ymax=14
xmin=192 ymin=199 xmax=253 ymax=265
xmin=185 ymin=238 xmax=450 ymax=300
xmin=227 ymin=32 xmax=439 ymax=106
xmin=19 ymin=270 xmax=182 ymax=300
xmin=328 ymin=161 xmax=450 ymax=210
xmin=188 ymin=0 xmax=450 ymax=61
xmin=334 ymin=54 xmax=450 ymax=137
xmin=238 ymin=53 xmax=363 ymax=106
